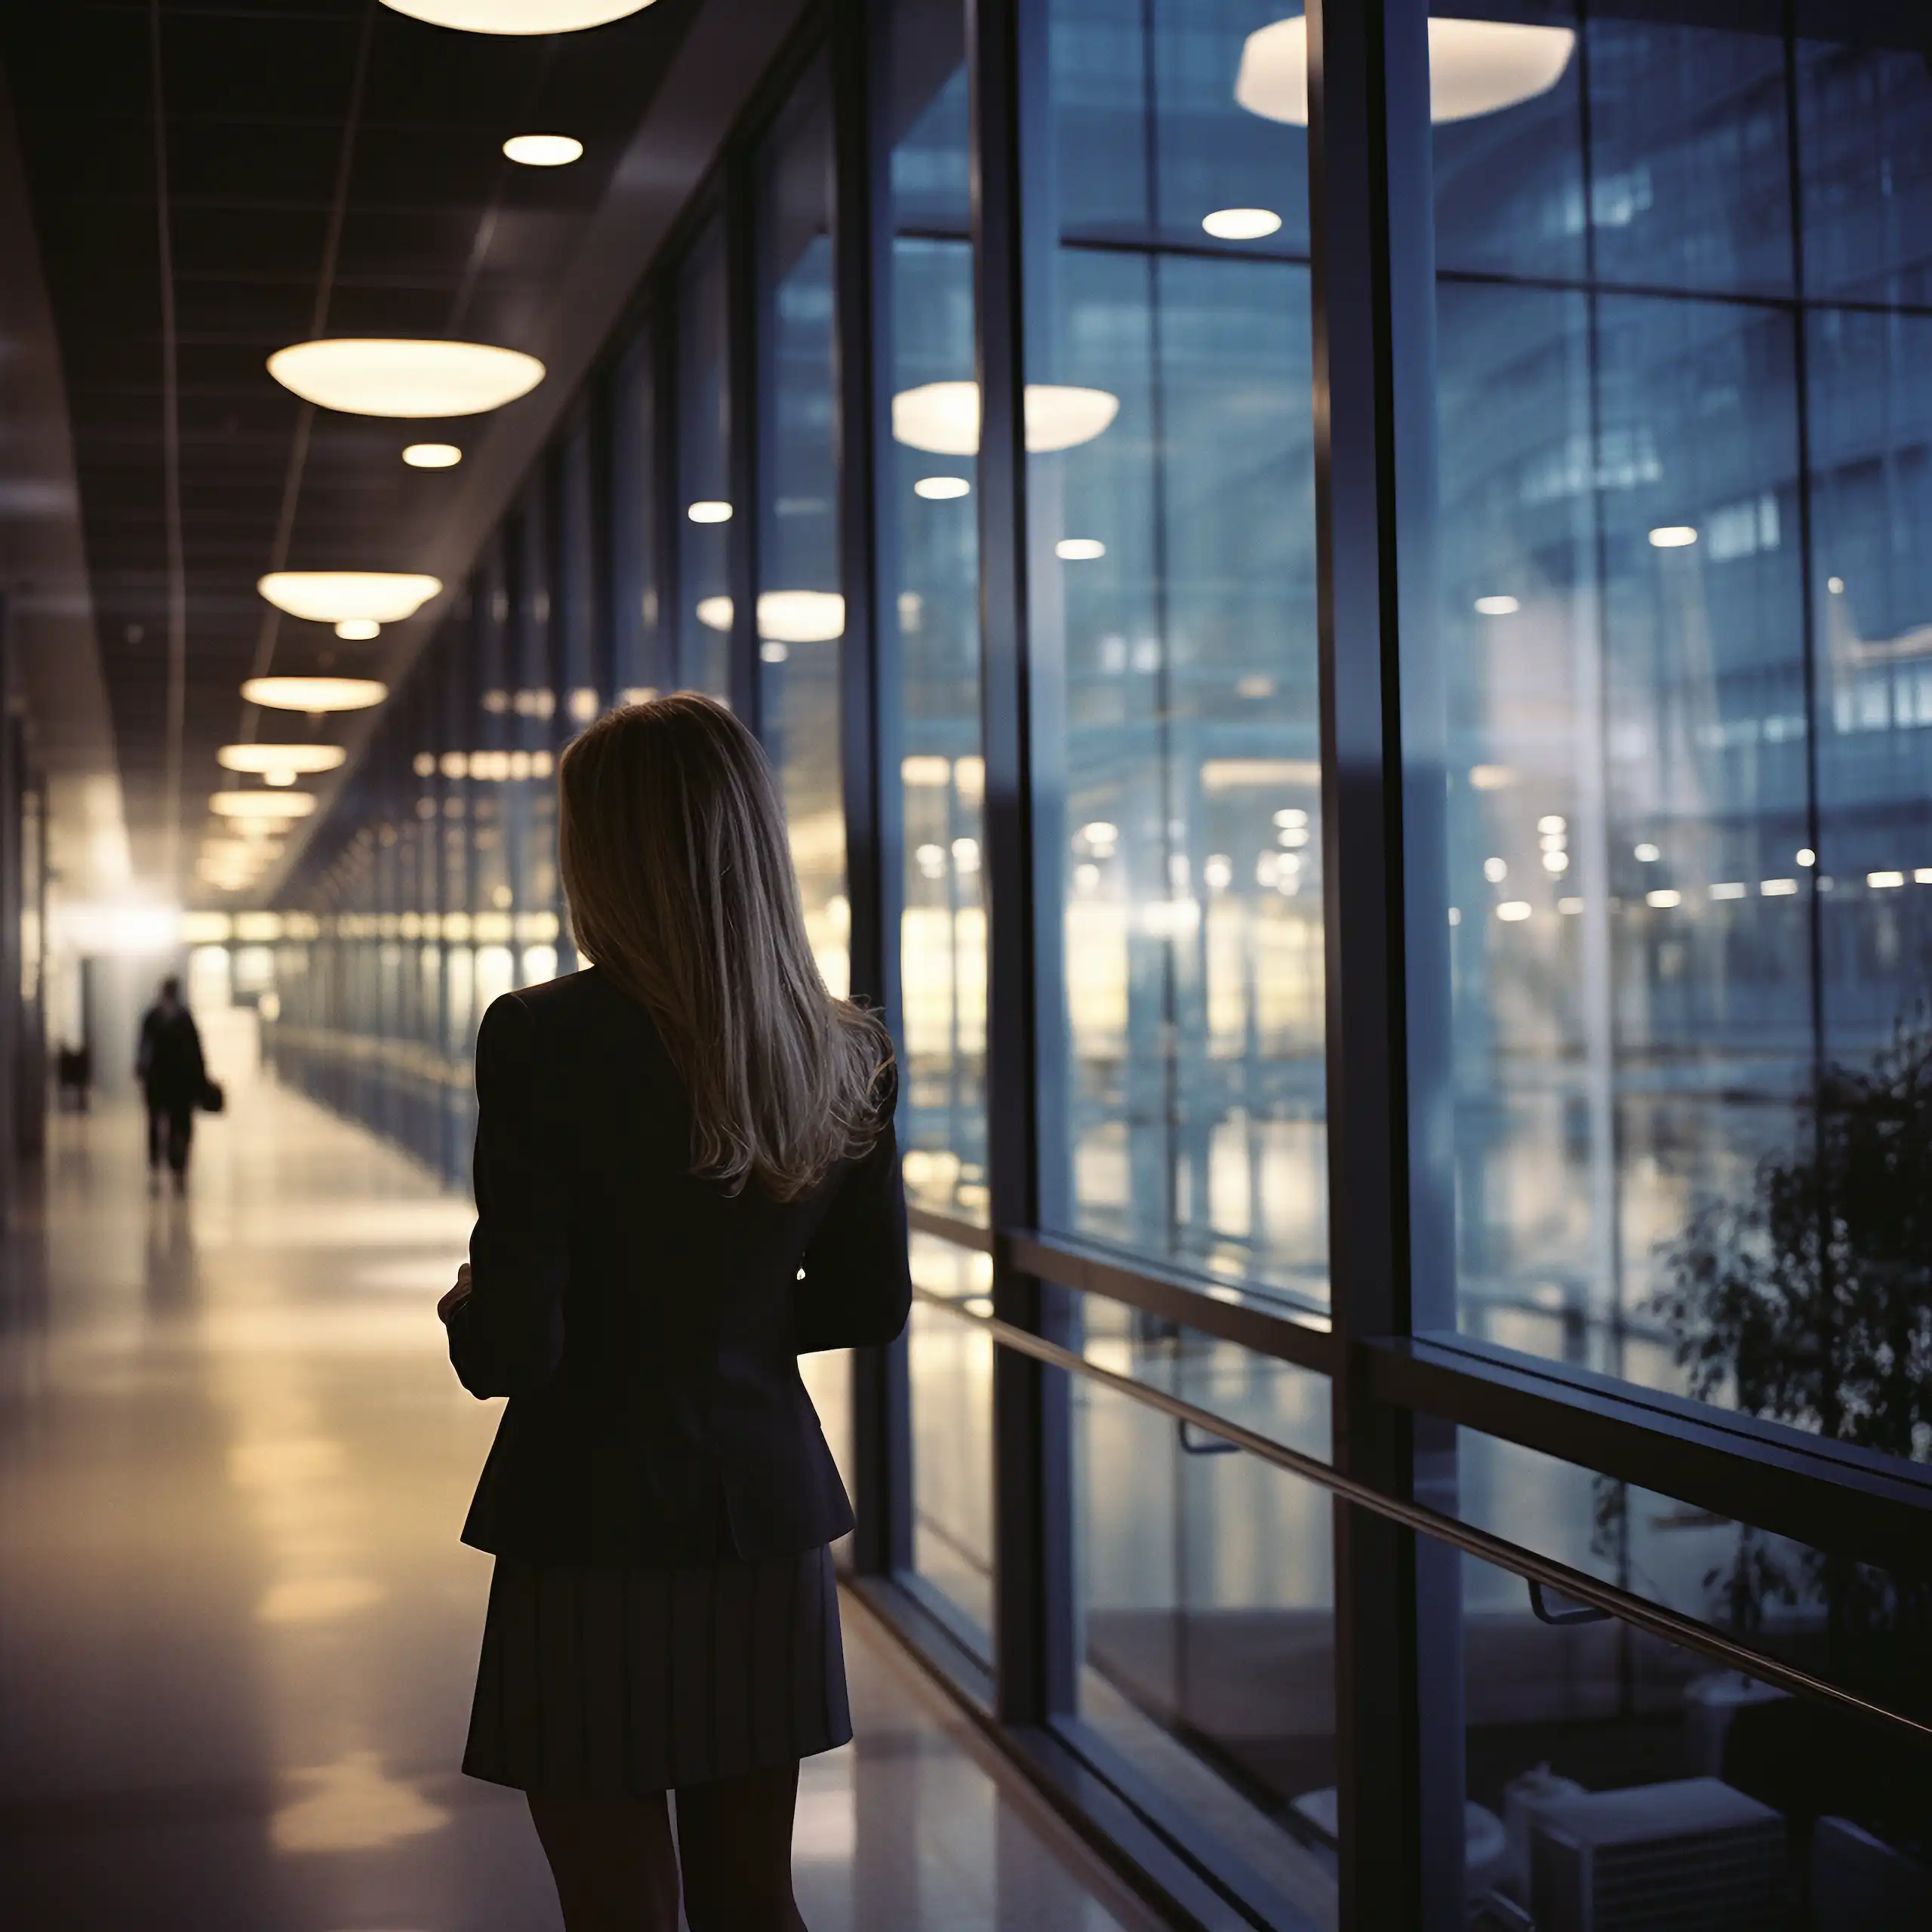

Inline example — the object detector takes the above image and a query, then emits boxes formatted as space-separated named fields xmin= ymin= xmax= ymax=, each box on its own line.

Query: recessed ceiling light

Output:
xmin=218 ymin=745 xmax=346 ymax=784
xmin=210 ymin=791 xmax=319 ymax=820
xmin=1647 ymin=525 xmax=1699 ymax=549
xmin=914 ymin=475 xmax=971 ymax=500
xmin=1201 ymin=207 xmax=1281 ymax=241
xmin=334 ymin=618 xmax=383 ymax=640
xmin=380 ymin=0 xmax=654 ymax=32
xmin=503 ymin=134 xmax=584 ymax=166
xmin=403 ymin=441 xmax=463 ymax=468
xmin=1238 ymin=18 xmax=1574 ymax=125
xmin=257 ymin=572 xmax=441 ymax=625
xmin=243 ymin=676 xmax=389 ymax=714
xmin=267 ymin=339 xmax=544 ymax=417
xmin=1057 ymin=538 xmax=1106 ymax=561
xmin=891 ymin=381 xmax=1120 ymax=455
xmin=687 ymin=500 xmax=733 ymax=523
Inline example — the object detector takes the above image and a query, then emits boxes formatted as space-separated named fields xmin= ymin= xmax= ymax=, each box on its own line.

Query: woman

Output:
xmin=438 ymin=694 xmax=911 ymax=1930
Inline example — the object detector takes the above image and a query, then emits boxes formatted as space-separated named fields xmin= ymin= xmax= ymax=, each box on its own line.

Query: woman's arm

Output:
xmin=445 ymin=993 xmax=571 ymax=1398
xmin=796 ymin=1074 xmax=912 ymax=1354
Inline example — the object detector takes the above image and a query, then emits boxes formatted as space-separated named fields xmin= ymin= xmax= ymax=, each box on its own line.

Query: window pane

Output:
xmin=609 ymin=326 xmax=666 ymax=705
xmin=1454 ymin=1535 xmax=1932 ymax=1929
xmin=1075 ymin=1375 xmax=1337 ymax=1927
xmin=1033 ymin=0 xmax=1324 ymax=1300
xmin=755 ymin=60 xmax=847 ymax=997
xmin=677 ymin=214 xmax=732 ymax=700
xmin=889 ymin=0 xmax=987 ymax=1224
xmin=1432 ymin=8 xmax=1932 ymax=1475
xmin=906 ymin=1235 xmax=994 ymax=1652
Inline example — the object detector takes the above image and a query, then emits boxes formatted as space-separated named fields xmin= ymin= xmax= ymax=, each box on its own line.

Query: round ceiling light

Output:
xmin=243 ymin=676 xmax=389 ymax=714
xmin=335 ymin=618 xmax=383 ymax=640
xmin=1235 ymin=17 xmax=1574 ymax=125
xmin=914 ymin=475 xmax=971 ymax=500
xmin=267 ymin=339 xmax=545 ymax=417
xmin=1201 ymin=207 xmax=1282 ymax=241
xmin=891 ymin=381 xmax=1120 ymax=456
xmin=257 ymin=571 xmax=441 ymax=625
xmin=218 ymin=744 xmax=347 ymax=785
xmin=379 ymin=1 xmax=654 ymax=32
xmin=503 ymin=134 xmax=584 ymax=166
xmin=402 ymin=441 xmax=463 ymax=468
xmin=756 ymin=591 xmax=845 ymax=644
xmin=210 ymin=791 xmax=319 ymax=820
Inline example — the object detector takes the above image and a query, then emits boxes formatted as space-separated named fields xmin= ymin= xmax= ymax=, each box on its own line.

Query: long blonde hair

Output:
xmin=558 ymin=693 xmax=891 ymax=1200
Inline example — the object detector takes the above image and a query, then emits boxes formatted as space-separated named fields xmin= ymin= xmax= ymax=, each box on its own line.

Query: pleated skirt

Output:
xmin=463 ymin=1543 xmax=850 ymax=1798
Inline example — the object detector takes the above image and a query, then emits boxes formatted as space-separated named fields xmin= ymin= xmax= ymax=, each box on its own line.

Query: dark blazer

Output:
xmin=446 ymin=968 xmax=911 ymax=1564
xmin=137 ymin=1004 xmax=205 ymax=1110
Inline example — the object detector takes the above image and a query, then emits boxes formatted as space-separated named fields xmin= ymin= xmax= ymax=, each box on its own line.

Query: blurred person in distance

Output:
xmin=136 ymin=975 xmax=207 ymax=1195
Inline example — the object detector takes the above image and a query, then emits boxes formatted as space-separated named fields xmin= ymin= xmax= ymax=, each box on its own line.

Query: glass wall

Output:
xmin=1030 ymin=0 xmax=1324 ymax=1300
xmin=252 ymin=7 xmax=1932 ymax=1927
xmin=889 ymin=0 xmax=988 ymax=1228
xmin=1432 ymin=3 xmax=1932 ymax=1470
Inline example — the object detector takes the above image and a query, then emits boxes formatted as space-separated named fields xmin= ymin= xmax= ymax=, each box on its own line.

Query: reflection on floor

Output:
xmin=0 ymin=1065 xmax=1163 ymax=1932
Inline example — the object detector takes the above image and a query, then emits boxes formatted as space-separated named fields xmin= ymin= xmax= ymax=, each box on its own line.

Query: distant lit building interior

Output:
xmin=1 ymin=2 xmax=1929 ymax=1929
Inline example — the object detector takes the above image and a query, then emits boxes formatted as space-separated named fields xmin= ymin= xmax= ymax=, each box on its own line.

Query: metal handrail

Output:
xmin=910 ymin=1283 xmax=1932 ymax=1747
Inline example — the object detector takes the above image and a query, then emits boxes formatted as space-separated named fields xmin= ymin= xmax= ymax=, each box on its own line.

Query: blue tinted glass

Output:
xmin=608 ymin=329 xmax=664 ymax=705
xmin=891 ymin=0 xmax=988 ymax=1227
xmin=755 ymin=61 xmax=846 ymax=997
xmin=1435 ymin=10 xmax=1932 ymax=1476
xmin=676 ymin=217 xmax=731 ymax=700
xmin=1035 ymin=0 xmax=1323 ymax=1301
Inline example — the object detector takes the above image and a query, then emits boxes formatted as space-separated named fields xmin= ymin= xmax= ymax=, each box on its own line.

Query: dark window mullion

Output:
xmin=970 ymin=0 xmax=1075 ymax=1728
xmin=1307 ymin=1 xmax=1463 ymax=1925
xmin=832 ymin=0 xmax=914 ymax=1580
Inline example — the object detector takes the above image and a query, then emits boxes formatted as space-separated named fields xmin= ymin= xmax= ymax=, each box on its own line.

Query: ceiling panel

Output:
xmin=0 ymin=0 xmax=704 ymax=896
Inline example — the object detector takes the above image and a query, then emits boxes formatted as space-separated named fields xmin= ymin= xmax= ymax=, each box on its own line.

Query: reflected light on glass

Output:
xmin=380 ymin=0 xmax=654 ymax=30
xmin=503 ymin=134 xmax=584 ymax=166
xmin=913 ymin=475 xmax=971 ymax=500
xmin=891 ymin=380 xmax=1120 ymax=455
xmin=1236 ymin=17 xmax=1574 ymax=125
xmin=210 ymin=790 xmax=318 ymax=820
xmin=1635 ymin=842 xmax=1661 ymax=862
xmin=757 ymin=589 xmax=844 ymax=642
xmin=257 ymin=571 xmax=441 ymax=623
xmin=1496 ymin=900 xmax=1533 ymax=921
xmin=1474 ymin=594 xmax=1519 ymax=615
xmin=692 ymin=590 xmax=844 ymax=643
xmin=1648 ymin=525 xmax=1699 ymax=548
xmin=687 ymin=499 xmax=733 ymax=523
xmin=1056 ymin=538 xmax=1106 ymax=561
xmin=402 ymin=441 xmax=463 ymax=468
xmin=267 ymin=339 xmax=545 ymax=417
xmin=1827 ymin=575 xmax=1845 ymax=594
xmin=1797 ymin=847 xmax=1817 ymax=867
xmin=1201 ymin=207 xmax=1282 ymax=241
xmin=1483 ymin=857 xmax=1508 ymax=882
xmin=243 ymin=675 xmax=389 ymax=713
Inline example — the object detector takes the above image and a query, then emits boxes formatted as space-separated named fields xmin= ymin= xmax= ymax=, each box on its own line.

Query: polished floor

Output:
xmin=0 ymin=1041 xmax=1164 ymax=1932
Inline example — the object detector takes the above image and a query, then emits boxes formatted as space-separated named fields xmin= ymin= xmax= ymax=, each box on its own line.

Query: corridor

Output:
xmin=0 ymin=1042 xmax=1159 ymax=1932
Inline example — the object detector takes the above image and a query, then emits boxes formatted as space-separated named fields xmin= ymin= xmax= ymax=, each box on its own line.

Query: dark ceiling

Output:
xmin=0 ymin=0 xmax=702 ymax=894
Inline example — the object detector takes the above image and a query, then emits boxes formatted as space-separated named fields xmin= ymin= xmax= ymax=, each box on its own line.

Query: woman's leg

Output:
xmin=674 ymin=1761 xmax=808 ymax=1931
xmin=527 ymin=1792 xmax=681 ymax=1932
